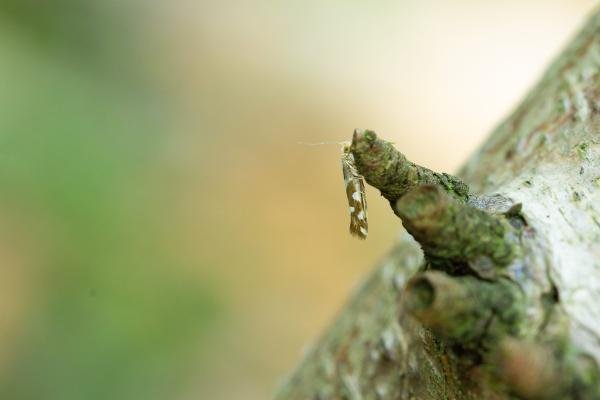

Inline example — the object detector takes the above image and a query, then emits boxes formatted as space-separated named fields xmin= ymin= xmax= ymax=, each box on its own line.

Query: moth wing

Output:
xmin=346 ymin=175 xmax=368 ymax=239
xmin=341 ymin=148 xmax=368 ymax=240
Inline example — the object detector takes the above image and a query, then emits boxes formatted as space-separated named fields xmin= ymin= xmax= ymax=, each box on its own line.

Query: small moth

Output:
xmin=341 ymin=143 xmax=368 ymax=239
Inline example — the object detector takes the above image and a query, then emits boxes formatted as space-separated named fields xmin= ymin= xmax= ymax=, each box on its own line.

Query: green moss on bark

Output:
xmin=350 ymin=129 xmax=469 ymax=204
xmin=404 ymin=271 xmax=523 ymax=349
xmin=396 ymin=184 xmax=515 ymax=274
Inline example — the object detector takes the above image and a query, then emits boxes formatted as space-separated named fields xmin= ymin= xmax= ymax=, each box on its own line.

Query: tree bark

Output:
xmin=276 ymin=7 xmax=600 ymax=400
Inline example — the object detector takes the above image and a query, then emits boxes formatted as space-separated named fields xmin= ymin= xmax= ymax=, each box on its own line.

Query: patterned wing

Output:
xmin=342 ymin=147 xmax=368 ymax=239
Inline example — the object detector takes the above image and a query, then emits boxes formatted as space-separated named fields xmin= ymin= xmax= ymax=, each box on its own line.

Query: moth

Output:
xmin=341 ymin=143 xmax=368 ymax=239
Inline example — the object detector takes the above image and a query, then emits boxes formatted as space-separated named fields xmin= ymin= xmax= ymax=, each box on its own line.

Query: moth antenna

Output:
xmin=297 ymin=140 xmax=348 ymax=146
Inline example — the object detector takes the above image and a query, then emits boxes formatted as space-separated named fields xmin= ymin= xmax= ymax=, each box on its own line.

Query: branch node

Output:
xmin=496 ymin=338 xmax=600 ymax=400
xmin=403 ymin=271 xmax=521 ymax=346
xmin=396 ymin=184 xmax=515 ymax=273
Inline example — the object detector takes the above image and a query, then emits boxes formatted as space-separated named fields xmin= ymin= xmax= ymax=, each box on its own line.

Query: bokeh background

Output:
xmin=0 ymin=1 xmax=595 ymax=399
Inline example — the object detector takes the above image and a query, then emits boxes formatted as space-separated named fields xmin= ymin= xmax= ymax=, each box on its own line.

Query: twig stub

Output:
xmin=403 ymin=271 xmax=522 ymax=347
xmin=396 ymin=184 xmax=515 ymax=272
xmin=350 ymin=129 xmax=469 ymax=204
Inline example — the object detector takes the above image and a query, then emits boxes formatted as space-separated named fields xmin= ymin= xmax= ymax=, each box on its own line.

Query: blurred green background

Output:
xmin=0 ymin=1 xmax=594 ymax=399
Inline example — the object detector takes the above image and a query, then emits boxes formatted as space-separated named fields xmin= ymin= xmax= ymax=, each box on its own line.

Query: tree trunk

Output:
xmin=276 ymin=7 xmax=600 ymax=400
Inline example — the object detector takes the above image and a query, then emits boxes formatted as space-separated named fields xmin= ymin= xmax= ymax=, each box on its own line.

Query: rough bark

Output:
xmin=276 ymin=8 xmax=600 ymax=400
